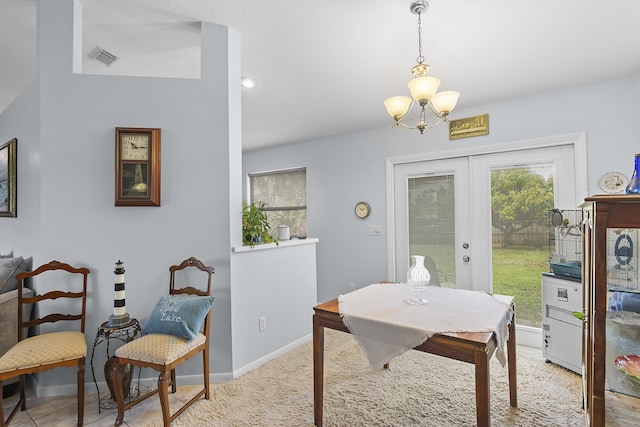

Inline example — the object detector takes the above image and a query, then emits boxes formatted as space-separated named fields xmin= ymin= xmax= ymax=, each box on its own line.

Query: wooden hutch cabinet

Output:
xmin=582 ymin=195 xmax=640 ymax=426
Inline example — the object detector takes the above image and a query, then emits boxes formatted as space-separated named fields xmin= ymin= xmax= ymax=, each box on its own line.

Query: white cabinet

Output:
xmin=542 ymin=272 xmax=582 ymax=374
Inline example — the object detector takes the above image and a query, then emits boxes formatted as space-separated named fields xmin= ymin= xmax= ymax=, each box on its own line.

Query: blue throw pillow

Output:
xmin=142 ymin=295 xmax=215 ymax=340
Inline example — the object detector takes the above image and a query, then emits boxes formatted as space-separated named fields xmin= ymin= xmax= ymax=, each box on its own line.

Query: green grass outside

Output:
xmin=409 ymin=244 xmax=550 ymax=328
xmin=492 ymin=247 xmax=551 ymax=328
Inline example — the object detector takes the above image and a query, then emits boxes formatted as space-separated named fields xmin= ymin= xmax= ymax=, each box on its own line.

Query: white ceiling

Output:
xmin=1 ymin=0 xmax=640 ymax=151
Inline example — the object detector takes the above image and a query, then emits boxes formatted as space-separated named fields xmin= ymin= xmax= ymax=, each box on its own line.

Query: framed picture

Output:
xmin=115 ymin=127 xmax=161 ymax=206
xmin=449 ymin=114 xmax=489 ymax=140
xmin=0 ymin=138 xmax=17 ymax=218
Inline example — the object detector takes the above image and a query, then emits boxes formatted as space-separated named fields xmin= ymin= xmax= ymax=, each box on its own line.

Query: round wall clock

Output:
xmin=599 ymin=172 xmax=628 ymax=194
xmin=355 ymin=201 xmax=370 ymax=219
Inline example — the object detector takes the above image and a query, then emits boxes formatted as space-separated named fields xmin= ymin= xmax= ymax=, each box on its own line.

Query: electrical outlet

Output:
xmin=368 ymin=225 xmax=382 ymax=236
xmin=350 ymin=282 xmax=356 ymax=292
xmin=259 ymin=316 xmax=267 ymax=332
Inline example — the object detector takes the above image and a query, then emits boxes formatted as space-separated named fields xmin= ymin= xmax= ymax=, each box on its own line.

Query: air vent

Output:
xmin=88 ymin=46 xmax=119 ymax=66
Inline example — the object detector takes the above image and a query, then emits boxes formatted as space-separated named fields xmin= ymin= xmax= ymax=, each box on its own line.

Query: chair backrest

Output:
xmin=169 ymin=257 xmax=214 ymax=335
xmin=15 ymin=260 xmax=89 ymax=341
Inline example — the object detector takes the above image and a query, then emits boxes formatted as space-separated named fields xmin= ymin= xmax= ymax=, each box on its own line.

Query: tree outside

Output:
xmin=491 ymin=166 xmax=554 ymax=327
xmin=491 ymin=168 xmax=554 ymax=248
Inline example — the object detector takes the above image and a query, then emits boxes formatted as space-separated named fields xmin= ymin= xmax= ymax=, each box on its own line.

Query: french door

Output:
xmin=470 ymin=146 xmax=577 ymax=294
xmin=393 ymin=157 xmax=472 ymax=289
xmin=391 ymin=142 xmax=580 ymax=346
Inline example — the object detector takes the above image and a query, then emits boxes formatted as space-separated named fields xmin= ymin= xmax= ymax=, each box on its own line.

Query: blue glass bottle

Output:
xmin=626 ymin=154 xmax=640 ymax=194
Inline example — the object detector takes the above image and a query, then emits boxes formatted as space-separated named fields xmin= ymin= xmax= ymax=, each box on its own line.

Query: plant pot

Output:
xmin=104 ymin=356 xmax=132 ymax=400
xmin=244 ymin=234 xmax=262 ymax=245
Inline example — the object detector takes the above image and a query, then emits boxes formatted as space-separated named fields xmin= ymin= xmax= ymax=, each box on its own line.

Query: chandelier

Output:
xmin=384 ymin=1 xmax=459 ymax=134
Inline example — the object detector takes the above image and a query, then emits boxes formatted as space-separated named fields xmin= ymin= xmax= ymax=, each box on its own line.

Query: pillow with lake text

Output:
xmin=142 ymin=295 xmax=215 ymax=340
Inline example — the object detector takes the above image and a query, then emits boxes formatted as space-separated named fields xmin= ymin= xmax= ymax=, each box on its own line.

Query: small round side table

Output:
xmin=90 ymin=318 xmax=141 ymax=412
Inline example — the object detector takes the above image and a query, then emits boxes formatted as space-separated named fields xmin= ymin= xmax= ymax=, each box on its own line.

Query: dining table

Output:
xmin=312 ymin=283 xmax=517 ymax=427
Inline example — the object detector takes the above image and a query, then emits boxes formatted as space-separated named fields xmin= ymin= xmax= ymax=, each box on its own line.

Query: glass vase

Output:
xmin=407 ymin=255 xmax=431 ymax=305
xmin=625 ymin=154 xmax=640 ymax=194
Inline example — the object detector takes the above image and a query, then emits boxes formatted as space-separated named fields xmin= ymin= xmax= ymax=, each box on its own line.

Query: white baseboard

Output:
xmin=230 ymin=334 xmax=312 ymax=379
xmin=516 ymin=324 xmax=542 ymax=348
xmin=36 ymin=328 xmax=536 ymax=398
xmin=36 ymin=382 xmax=78 ymax=397
xmin=35 ymin=334 xmax=313 ymax=397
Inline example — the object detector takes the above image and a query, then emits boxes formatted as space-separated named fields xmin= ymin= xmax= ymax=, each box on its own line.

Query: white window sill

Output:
xmin=232 ymin=237 xmax=319 ymax=253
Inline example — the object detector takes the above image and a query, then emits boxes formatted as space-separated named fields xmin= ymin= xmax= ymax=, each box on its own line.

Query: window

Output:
xmin=249 ymin=167 xmax=307 ymax=237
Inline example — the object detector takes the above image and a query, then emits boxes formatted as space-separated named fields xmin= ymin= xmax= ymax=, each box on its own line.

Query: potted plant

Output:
xmin=242 ymin=201 xmax=278 ymax=246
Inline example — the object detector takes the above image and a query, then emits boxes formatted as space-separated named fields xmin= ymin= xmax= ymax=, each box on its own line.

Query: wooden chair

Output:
xmin=0 ymin=260 xmax=90 ymax=427
xmin=112 ymin=257 xmax=214 ymax=427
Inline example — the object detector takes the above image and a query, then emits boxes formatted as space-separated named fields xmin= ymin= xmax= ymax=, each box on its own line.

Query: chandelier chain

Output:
xmin=383 ymin=0 xmax=460 ymax=135
xmin=416 ymin=12 xmax=424 ymax=65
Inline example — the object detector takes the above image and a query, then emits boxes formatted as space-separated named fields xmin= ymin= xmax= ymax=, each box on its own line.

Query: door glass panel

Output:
xmin=490 ymin=164 xmax=554 ymax=327
xmin=408 ymin=175 xmax=456 ymax=287
xmin=394 ymin=157 xmax=469 ymax=288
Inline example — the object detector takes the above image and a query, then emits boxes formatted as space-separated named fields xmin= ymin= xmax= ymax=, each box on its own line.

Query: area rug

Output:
xmin=145 ymin=329 xmax=584 ymax=426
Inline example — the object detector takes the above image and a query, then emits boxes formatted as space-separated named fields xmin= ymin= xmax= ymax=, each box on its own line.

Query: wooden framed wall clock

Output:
xmin=115 ymin=127 xmax=161 ymax=206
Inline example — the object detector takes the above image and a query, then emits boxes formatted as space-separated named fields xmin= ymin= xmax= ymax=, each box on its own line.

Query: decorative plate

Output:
xmin=614 ymin=354 xmax=640 ymax=382
xmin=599 ymin=172 xmax=628 ymax=193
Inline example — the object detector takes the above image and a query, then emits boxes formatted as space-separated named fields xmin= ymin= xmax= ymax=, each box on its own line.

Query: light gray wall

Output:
xmin=0 ymin=0 xmax=242 ymax=393
xmin=2 ymin=0 xmax=639 ymax=395
xmin=230 ymin=241 xmax=318 ymax=374
xmin=0 ymin=78 xmax=40 ymax=254
xmin=0 ymin=0 xmax=319 ymax=396
xmin=243 ymin=75 xmax=640 ymax=303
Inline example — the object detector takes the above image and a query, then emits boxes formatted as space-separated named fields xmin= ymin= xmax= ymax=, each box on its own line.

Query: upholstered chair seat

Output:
xmin=0 ymin=331 xmax=86 ymax=372
xmin=115 ymin=332 xmax=205 ymax=365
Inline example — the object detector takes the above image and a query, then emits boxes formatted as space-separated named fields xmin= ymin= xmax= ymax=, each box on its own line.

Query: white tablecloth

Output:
xmin=338 ymin=283 xmax=513 ymax=369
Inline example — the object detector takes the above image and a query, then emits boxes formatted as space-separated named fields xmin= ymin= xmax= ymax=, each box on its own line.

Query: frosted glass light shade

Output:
xmin=407 ymin=76 xmax=440 ymax=102
xmin=384 ymin=96 xmax=412 ymax=119
xmin=430 ymin=91 xmax=460 ymax=115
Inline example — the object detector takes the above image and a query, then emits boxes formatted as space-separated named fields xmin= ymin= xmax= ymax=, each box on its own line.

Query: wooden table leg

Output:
xmin=474 ymin=350 xmax=490 ymax=427
xmin=507 ymin=309 xmax=517 ymax=407
xmin=313 ymin=314 xmax=324 ymax=427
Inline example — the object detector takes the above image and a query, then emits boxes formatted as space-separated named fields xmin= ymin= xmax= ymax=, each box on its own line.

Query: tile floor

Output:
xmin=2 ymin=383 xmax=203 ymax=426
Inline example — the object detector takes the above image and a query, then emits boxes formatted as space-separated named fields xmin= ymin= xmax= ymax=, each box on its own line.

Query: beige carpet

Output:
xmin=145 ymin=329 xmax=584 ymax=426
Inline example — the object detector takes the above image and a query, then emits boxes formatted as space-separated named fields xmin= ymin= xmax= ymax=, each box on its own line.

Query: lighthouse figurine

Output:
xmin=107 ymin=260 xmax=131 ymax=327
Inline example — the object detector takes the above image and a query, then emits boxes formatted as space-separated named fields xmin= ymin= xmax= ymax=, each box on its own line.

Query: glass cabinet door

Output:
xmin=582 ymin=195 xmax=640 ymax=426
xmin=606 ymin=227 xmax=640 ymax=398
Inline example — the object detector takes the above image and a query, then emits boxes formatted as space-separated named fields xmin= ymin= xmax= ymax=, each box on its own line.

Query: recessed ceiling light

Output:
xmin=241 ymin=77 xmax=257 ymax=89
